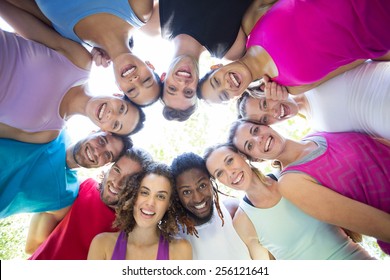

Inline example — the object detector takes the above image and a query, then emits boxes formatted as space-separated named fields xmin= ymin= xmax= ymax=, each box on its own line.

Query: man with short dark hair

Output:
xmin=27 ymin=147 xmax=153 ymax=260
xmin=0 ymin=130 xmax=132 ymax=218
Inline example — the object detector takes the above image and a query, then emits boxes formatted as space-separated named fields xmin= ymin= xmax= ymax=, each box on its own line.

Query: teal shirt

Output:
xmin=240 ymin=198 xmax=374 ymax=260
xmin=0 ymin=130 xmax=78 ymax=218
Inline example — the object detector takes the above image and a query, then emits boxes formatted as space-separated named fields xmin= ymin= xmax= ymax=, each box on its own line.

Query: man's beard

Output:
xmin=186 ymin=202 xmax=214 ymax=226
xmin=98 ymin=181 xmax=118 ymax=208
xmin=72 ymin=141 xmax=83 ymax=167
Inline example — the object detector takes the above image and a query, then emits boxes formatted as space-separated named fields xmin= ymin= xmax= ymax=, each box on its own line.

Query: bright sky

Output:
xmin=0 ymin=17 xmax=243 ymax=165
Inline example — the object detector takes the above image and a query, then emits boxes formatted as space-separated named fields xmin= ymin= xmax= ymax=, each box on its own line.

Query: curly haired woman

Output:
xmin=87 ymin=162 xmax=196 ymax=260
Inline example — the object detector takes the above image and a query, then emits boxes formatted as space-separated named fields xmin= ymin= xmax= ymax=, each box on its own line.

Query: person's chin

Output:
xmin=187 ymin=206 xmax=214 ymax=226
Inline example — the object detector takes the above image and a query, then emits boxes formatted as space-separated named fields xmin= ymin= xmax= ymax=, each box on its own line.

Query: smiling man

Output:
xmin=0 ymin=129 xmax=132 ymax=219
xmin=170 ymin=152 xmax=252 ymax=260
xmin=27 ymin=147 xmax=153 ymax=260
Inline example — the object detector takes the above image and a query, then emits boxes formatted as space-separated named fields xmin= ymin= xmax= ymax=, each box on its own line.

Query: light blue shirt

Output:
xmin=36 ymin=0 xmax=145 ymax=44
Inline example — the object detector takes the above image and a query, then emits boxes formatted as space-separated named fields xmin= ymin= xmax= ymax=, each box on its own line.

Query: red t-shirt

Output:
xmin=29 ymin=178 xmax=116 ymax=260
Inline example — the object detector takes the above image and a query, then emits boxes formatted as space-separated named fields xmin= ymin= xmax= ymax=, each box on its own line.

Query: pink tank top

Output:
xmin=0 ymin=29 xmax=89 ymax=132
xmin=281 ymin=132 xmax=390 ymax=254
xmin=111 ymin=231 xmax=170 ymax=260
xmin=247 ymin=0 xmax=390 ymax=86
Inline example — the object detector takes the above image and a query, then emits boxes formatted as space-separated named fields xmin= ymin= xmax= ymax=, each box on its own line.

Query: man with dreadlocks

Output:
xmin=170 ymin=152 xmax=252 ymax=259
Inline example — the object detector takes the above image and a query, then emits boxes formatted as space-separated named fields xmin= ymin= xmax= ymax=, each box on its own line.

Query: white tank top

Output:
xmin=178 ymin=201 xmax=252 ymax=260
xmin=304 ymin=61 xmax=390 ymax=139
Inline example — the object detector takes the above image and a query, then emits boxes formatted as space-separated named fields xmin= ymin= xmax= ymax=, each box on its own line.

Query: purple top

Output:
xmin=0 ymin=29 xmax=89 ymax=132
xmin=247 ymin=0 xmax=390 ymax=86
xmin=111 ymin=231 xmax=170 ymax=260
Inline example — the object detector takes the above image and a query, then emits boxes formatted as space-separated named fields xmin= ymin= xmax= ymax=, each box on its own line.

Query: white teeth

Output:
xmin=229 ymin=73 xmax=240 ymax=87
xmin=177 ymin=71 xmax=191 ymax=77
xmin=232 ymin=172 xmax=243 ymax=184
xmin=86 ymin=147 xmax=94 ymax=162
xmin=265 ymin=136 xmax=272 ymax=152
xmin=279 ymin=104 xmax=285 ymax=119
xmin=194 ymin=202 xmax=206 ymax=209
xmin=109 ymin=186 xmax=118 ymax=194
xmin=141 ymin=209 xmax=155 ymax=216
xmin=122 ymin=66 xmax=136 ymax=77
xmin=98 ymin=103 xmax=106 ymax=120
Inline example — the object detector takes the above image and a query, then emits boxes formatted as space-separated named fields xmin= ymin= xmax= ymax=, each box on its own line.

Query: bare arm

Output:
xmin=278 ymin=173 xmax=390 ymax=243
xmin=233 ymin=208 xmax=271 ymax=260
xmin=25 ymin=206 xmax=71 ymax=255
xmin=5 ymin=0 xmax=51 ymax=26
xmin=0 ymin=0 xmax=91 ymax=70
xmin=287 ymin=59 xmax=365 ymax=95
xmin=0 ymin=122 xmax=59 ymax=144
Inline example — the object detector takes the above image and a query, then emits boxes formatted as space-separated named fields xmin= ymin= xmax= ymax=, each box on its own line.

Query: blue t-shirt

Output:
xmin=0 ymin=130 xmax=79 ymax=218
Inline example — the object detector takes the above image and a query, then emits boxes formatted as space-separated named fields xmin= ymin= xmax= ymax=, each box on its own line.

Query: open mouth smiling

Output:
xmin=121 ymin=65 xmax=136 ymax=77
xmin=141 ymin=208 xmax=155 ymax=217
xmin=194 ymin=201 xmax=206 ymax=210
xmin=85 ymin=145 xmax=95 ymax=163
xmin=228 ymin=72 xmax=241 ymax=89
xmin=96 ymin=103 xmax=107 ymax=121
xmin=232 ymin=171 xmax=244 ymax=185
xmin=278 ymin=104 xmax=290 ymax=119
xmin=264 ymin=136 xmax=273 ymax=152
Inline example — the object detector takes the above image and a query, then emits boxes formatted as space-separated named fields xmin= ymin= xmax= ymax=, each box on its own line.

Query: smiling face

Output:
xmin=85 ymin=95 xmax=140 ymax=135
xmin=175 ymin=168 xmax=214 ymax=225
xmin=205 ymin=146 xmax=253 ymax=192
xmin=233 ymin=122 xmax=286 ymax=161
xmin=133 ymin=173 xmax=172 ymax=229
xmin=244 ymin=95 xmax=299 ymax=125
xmin=112 ymin=53 xmax=160 ymax=106
xmin=200 ymin=62 xmax=252 ymax=104
xmin=100 ymin=156 xmax=143 ymax=207
xmin=162 ymin=55 xmax=199 ymax=111
xmin=72 ymin=131 xmax=124 ymax=168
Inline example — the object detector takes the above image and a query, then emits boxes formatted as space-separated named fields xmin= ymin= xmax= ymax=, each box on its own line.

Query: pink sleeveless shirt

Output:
xmin=247 ymin=0 xmax=390 ymax=86
xmin=0 ymin=29 xmax=89 ymax=132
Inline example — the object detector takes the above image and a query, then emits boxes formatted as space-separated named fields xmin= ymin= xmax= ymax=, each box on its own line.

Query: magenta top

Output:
xmin=0 ymin=29 xmax=89 ymax=132
xmin=111 ymin=231 xmax=170 ymax=260
xmin=247 ymin=0 xmax=390 ymax=86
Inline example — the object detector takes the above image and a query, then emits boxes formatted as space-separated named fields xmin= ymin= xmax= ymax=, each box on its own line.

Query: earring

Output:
xmin=210 ymin=64 xmax=223 ymax=70
xmin=145 ymin=61 xmax=155 ymax=71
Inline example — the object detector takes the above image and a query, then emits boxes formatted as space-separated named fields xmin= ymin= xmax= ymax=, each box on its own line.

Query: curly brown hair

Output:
xmin=113 ymin=162 xmax=197 ymax=241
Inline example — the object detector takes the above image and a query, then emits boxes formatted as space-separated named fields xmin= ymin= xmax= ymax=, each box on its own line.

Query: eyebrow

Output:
xmin=177 ymin=185 xmax=190 ymax=190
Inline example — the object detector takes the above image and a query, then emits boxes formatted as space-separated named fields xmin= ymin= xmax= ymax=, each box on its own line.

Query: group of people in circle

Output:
xmin=0 ymin=0 xmax=389 ymax=260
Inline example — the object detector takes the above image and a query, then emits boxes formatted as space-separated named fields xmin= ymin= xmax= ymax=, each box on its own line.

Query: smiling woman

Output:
xmin=1 ymin=6 xmax=388 ymax=261
xmin=0 ymin=3 xmax=143 ymax=144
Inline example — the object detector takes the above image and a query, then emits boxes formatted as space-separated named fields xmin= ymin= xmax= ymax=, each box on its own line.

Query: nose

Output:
xmin=255 ymin=135 xmax=264 ymax=144
xmin=193 ymin=191 xmax=202 ymax=203
xmin=129 ymin=75 xmax=139 ymax=82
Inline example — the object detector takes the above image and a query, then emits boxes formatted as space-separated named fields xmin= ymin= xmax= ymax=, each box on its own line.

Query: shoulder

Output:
xmin=170 ymin=237 xmax=192 ymax=260
xmin=91 ymin=231 xmax=119 ymax=245
xmin=233 ymin=207 xmax=251 ymax=228
xmin=222 ymin=196 xmax=240 ymax=218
